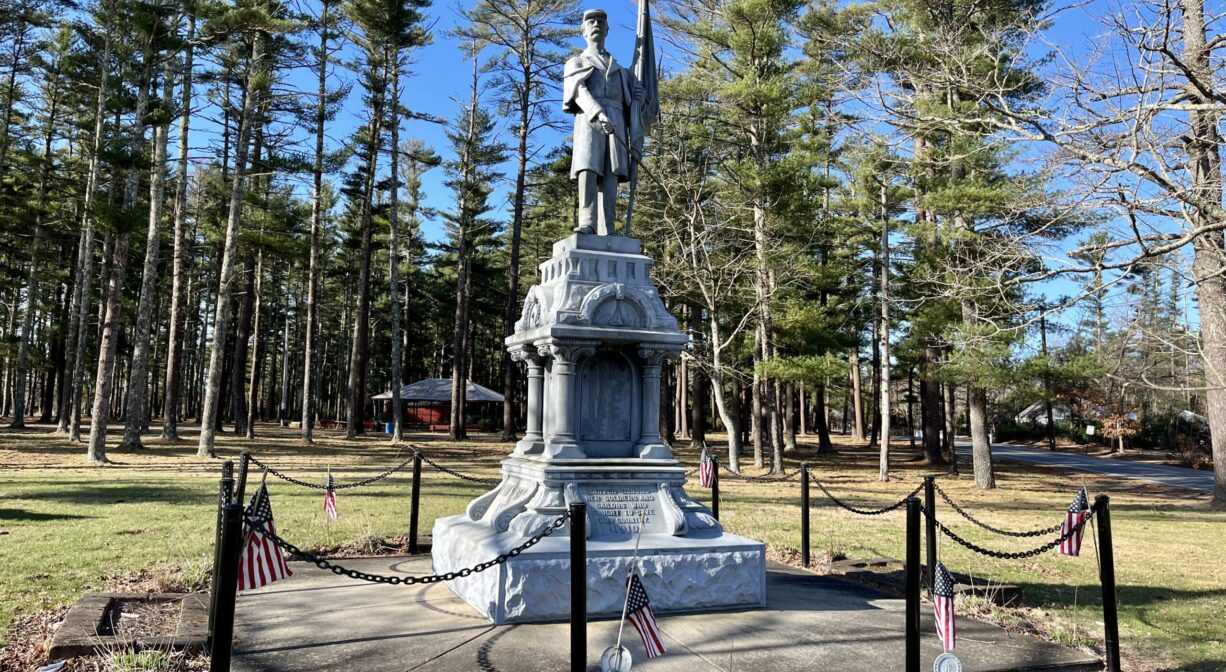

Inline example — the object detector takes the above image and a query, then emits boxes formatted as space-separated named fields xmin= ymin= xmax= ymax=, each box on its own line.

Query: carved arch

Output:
xmin=578 ymin=284 xmax=656 ymax=328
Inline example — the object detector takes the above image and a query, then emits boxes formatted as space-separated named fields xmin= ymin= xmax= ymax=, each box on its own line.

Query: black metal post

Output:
xmin=924 ymin=475 xmax=936 ymax=596
xmin=570 ymin=502 xmax=587 ymax=672
xmin=711 ymin=457 xmax=720 ymax=521
xmin=209 ymin=503 xmax=243 ymax=672
xmin=1096 ymin=495 xmax=1121 ymax=672
xmin=801 ymin=464 xmax=811 ymax=568
xmin=409 ymin=452 xmax=423 ymax=554
xmin=234 ymin=452 xmax=251 ymax=507
xmin=208 ymin=462 xmax=234 ymax=642
xmin=905 ymin=496 xmax=921 ymax=672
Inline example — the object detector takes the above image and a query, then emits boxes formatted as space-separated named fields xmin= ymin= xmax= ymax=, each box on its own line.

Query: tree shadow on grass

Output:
xmin=0 ymin=507 xmax=95 ymax=521
xmin=10 ymin=481 xmax=206 ymax=505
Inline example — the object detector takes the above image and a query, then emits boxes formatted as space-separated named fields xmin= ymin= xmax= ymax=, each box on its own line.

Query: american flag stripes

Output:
xmin=1060 ymin=488 xmax=1090 ymax=556
xmin=238 ymin=485 xmax=293 ymax=592
xmin=698 ymin=449 xmax=714 ymax=489
xmin=933 ymin=562 xmax=956 ymax=652
xmin=323 ymin=472 xmax=338 ymax=520
xmin=626 ymin=574 xmax=666 ymax=658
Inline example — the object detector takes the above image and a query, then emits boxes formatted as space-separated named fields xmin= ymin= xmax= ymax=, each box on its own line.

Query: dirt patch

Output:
xmin=100 ymin=598 xmax=181 ymax=639
xmin=0 ymin=606 xmax=69 ymax=672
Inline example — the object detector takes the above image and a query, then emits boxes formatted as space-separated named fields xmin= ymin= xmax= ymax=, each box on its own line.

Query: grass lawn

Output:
xmin=0 ymin=424 xmax=1223 ymax=671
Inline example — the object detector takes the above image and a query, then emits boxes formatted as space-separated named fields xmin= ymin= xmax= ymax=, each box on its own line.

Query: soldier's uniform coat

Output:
xmin=563 ymin=49 xmax=634 ymax=182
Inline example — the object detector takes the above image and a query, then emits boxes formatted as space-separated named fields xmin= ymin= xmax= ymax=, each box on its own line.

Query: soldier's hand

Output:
xmin=597 ymin=112 xmax=616 ymax=134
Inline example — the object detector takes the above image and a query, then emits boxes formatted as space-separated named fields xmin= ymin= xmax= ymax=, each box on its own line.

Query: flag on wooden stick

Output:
xmin=933 ymin=562 xmax=956 ymax=651
xmin=324 ymin=471 xmax=338 ymax=520
xmin=1059 ymin=488 xmax=1090 ymax=557
xmin=238 ymin=484 xmax=293 ymax=592
xmin=626 ymin=573 xmax=666 ymax=658
xmin=698 ymin=449 xmax=714 ymax=489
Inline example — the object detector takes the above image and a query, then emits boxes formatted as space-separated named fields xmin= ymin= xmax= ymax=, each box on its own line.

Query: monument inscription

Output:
xmin=584 ymin=485 xmax=656 ymax=537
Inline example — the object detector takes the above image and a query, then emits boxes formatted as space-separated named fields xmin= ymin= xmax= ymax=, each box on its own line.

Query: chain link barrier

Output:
xmin=246 ymin=453 xmax=416 ymax=491
xmin=932 ymin=481 xmax=1063 ymax=538
xmin=811 ymin=478 xmax=924 ymax=516
xmin=921 ymin=501 xmax=1097 ymax=560
xmin=415 ymin=450 xmax=502 ymax=486
xmin=718 ymin=461 xmax=799 ymax=482
xmin=244 ymin=510 xmax=570 ymax=585
xmin=239 ymin=446 xmax=502 ymax=491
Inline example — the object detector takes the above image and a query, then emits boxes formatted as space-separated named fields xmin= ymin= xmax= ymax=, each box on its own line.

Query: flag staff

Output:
xmin=607 ymin=512 xmax=647 ymax=670
xmin=624 ymin=0 xmax=658 ymax=237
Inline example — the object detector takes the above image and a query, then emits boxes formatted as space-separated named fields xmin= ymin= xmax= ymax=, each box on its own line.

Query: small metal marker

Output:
xmin=600 ymin=645 xmax=633 ymax=671
xmin=934 ymin=652 xmax=963 ymax=672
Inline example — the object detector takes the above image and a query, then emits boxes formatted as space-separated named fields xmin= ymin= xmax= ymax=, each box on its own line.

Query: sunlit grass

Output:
xmin=0 ymin=425 xmax=1222 ymax=670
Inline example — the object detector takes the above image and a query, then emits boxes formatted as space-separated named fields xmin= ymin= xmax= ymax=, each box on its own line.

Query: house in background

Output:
xmin=372 ymin=378 xmax=506 ymax=432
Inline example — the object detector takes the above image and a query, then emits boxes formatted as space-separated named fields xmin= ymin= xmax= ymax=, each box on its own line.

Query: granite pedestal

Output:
xmin=433 ymin=234 xmax=766 ymax=624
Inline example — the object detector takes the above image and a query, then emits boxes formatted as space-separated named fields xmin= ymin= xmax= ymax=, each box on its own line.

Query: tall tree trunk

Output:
xmin=878 ymin=182 xmax=891 ymax=482
xmin=944 ymin=383 xmax=958 ymax=473
xmin=1182 ymin=0 xmax=1226 ymax=507
xmin=162 ymin=13 xmax=195 ymax=440
xmin=907 ymin=365 xmax=915 ymax=450
xmin=11 ymin=75 xmax=62 ymax=428
xmin=815 ymin=382 xmax=834 ymax=453
xmin=231 ymin=256 xmax=255 ymax=435
xmin=450 ymin=240 xmax=471 ymax=440
xmin=245 ymin=253 xmax=263 ymax=438
xmin=198 ymin=35 xmax=264 ymax=457
xmin=689 ymin=308 xmax=707 ymax=449
xmin=87 ymin=48 xmax=156 ymax=463
xmin=500 ymin=75 xmax=532 ymax=443
xmin=388 ymin=63 xmax=404 ymax=443
xmin=849 ymin=347 xmax=864 ymax=442
xmin=920 ymin=346 xmax=943 ymax=463
xmin=783 ymin=382 xmax=797 ymax=452
xmin=301 ymin=2 xmax=330 ymax=444
xmin=963 ymin=303 xmax=995 ymax=488
xmin=87 ymin=234 xmax=130 ymax=463
xmin=121 ymin=67 xmax=175 ymax=448
xmin=346 ymin=100 xmax=381 ymax=439
xmin=279 ymin=310 xmax=290 ymax=426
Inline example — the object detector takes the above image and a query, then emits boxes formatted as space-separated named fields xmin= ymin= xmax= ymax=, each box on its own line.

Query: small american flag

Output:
xmin=933 ymin=562 xmax=956 ymax=651
xmin=626 ymin=574 xmax=666 ymax=658
xmin=1060 ymin=488 xmax=1090 ymax=556
xmin=238 ymin=485 xmax=293 ymax=592
xmin=698 ymin=449 xmax=714 ymax=489
xmin=323 ymin=472 xmax=338 ymax=520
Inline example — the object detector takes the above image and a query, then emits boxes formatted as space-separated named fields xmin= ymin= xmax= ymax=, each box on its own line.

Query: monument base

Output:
xmin=431 ymin=517 xmax=766 ymax=624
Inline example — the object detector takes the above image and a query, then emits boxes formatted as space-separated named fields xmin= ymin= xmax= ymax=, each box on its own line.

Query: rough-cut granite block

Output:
xmin=432 ymin=517 xmax=766 ymax=624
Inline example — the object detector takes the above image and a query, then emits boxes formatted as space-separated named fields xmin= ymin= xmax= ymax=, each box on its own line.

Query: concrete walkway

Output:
xmin=232 ymin=556 xmax=1101 ymax=672
xmin=956 ymin=441 xmax=1213 ymax=493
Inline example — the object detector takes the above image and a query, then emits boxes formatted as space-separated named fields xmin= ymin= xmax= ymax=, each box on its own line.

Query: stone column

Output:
xmin=541 ymin=342 xmax=591 ymax=459
xmin=636 ymin=348 xmax=675 ymax=459
xmin=513 ymin=348 xmax=545 ymax=455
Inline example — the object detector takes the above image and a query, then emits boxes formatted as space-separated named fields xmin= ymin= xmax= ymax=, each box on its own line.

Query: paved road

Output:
xmin=956 ymin=441 xmax=1213 ymax=494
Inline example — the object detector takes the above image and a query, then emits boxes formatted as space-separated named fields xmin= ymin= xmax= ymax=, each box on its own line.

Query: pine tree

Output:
xmin=457 ymin=0 xmax=578 ymax=441
xmin=443 ymin=44 xmax=504 ymax=441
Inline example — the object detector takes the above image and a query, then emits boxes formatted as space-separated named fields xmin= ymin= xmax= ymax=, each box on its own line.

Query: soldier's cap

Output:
xmin=582 ymin=8 xmax=607 ymax=20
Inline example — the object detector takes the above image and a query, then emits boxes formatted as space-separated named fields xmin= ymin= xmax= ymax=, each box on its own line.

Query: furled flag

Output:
xmin=1060 ymin=488 xmax=1090 ymax=556
xmin=323 ymin=471 xmax=338 ymax=520
xmin=933 ymin=562 xmax=956 ymax=651
xmin=238 ymin=484 xmax=293 ymax=592
xmin=626 ymin=574 xmax=666 ymax=658
xmin=699 ymin=448 xmax=714 ymax=489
